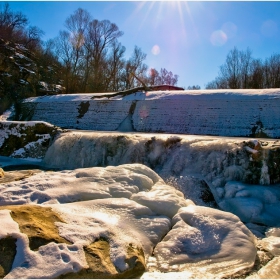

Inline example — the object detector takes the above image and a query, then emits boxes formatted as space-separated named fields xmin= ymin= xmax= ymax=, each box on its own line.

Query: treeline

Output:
xmin=206 ymin=47 xmax=280 ymax=89
xmin=49 ymin=8 xmax=178 ymax=93
xmin=0 ymin=4 xmax=178 ymax=114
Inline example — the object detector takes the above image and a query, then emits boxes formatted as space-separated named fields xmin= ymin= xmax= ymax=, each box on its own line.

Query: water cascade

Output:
xmin=43 ymin=130 xmax=280 ymax=231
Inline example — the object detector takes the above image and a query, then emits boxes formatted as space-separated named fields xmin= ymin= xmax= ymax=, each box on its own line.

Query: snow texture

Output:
xmin=21 ymin=89 xmax=280 ymax=137
xmin=0 ymin=209 xmax=87 ymax=279
xmin=0 ymin=164 xmax=257 ymax=278
xmin=152 ymin=205 xmax=256 ymax=277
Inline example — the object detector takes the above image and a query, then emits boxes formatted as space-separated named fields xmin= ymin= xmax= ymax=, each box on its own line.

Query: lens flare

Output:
xmin=261 ymin=20 xmax=278 ymax=37
xmin=151 ymin=44 xmax=160 ymax=55
xmin=221 ymin=22 xmax=237 ymax=39
xmin=210 ymin=30 xmax=227 ymax=46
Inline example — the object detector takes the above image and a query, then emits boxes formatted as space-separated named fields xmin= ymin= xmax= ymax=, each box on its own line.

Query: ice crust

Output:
xmin=0 ymin=164 xmax=257 ymax=278
xmin=42 ymin=131 xmax=280 ymax=227
xmin=219 ymin=181 xmax=280 ymax=226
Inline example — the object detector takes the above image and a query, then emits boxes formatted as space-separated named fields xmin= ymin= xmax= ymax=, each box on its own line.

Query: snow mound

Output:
xmin=0 ymin=164 xmax=258 ymax=278
xmin=151 ymin=205 xmax=256 ymax=278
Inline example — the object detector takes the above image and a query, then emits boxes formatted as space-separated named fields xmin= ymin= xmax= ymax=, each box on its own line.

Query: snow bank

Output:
xmin=0 ymin=164 xmax=163 ymax=205
xmin=19 ymin=89 xmax=280 ymax=137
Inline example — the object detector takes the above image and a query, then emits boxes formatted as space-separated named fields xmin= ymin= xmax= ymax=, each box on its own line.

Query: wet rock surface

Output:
xmin=0 ymin=169 xmax=42 ymax=184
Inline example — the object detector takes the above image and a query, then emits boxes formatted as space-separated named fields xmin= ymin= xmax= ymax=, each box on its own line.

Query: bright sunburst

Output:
xmin=126 ymin=1 xmax=202 ymax=41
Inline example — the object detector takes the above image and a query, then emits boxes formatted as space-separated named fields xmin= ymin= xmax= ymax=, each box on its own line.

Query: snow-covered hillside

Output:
xmin=19 ymin=88 xmax=280 ymax=137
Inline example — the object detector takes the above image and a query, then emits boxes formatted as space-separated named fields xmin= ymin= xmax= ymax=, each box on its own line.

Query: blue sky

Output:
xmin=6 ymin=1 xmax=280 ymax=89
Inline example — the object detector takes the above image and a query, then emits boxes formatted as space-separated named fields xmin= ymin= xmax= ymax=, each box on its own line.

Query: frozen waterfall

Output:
xmin=43 ymin=130 xmax=280 ymax=230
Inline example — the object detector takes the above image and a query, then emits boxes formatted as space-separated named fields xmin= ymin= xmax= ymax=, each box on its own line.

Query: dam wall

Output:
xmin=19 ymin=89 xmax=280 ymax=138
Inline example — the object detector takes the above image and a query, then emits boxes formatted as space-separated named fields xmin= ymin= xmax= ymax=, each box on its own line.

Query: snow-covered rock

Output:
xmin=0 ymin=121 xmax=62 ymax=160
xmin=0 ymin=39 xmax=64 ymax=109
xmin=0 ymin=164 xmax=258 ymax=278
xmin=252 ymin=256 xmax=280 ymax=279
xmin=151 ymin=205 xmax=257 ymax=278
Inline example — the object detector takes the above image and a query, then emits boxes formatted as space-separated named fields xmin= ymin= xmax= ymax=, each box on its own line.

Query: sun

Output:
xmin=126 ymin=1 xmax=200 ymax=40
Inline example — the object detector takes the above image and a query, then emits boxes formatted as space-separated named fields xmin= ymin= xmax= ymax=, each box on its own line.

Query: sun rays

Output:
xmin=125 ymin=1 xmax=198 ymax=37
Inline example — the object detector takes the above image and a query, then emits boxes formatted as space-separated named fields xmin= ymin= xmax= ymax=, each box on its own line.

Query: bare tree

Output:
xmin=53 ymin=9 xmax=92 ymax=92
xmin=206 ymin=76 xmax=228 ymax=89
xmin=63 ymin=9 xmax=91 ymax=92
xmin=248 ymin=59 xmax=264 ymax=89
xmin=85 ymin=19 xmax=123 ymax=92
xmin=124 ymin=46 xmax=147 ymax=89
xmin=0 ymin=3 xmax=28 ymax=41
xmin=22 ymin=25 xmax=44 ymax=51
xmin=187 ymin=85 xmax=201 ymax=90
xmin=207 ymin=47 xmax=253 ymax=89
xmin=104 ymin=41 xmax=126 ymax=91
xmin=52 ymin=8 xmax=180 ymax=93
xmin=219 ymin=47 xmax=251 ymax=88
xmin=65 ymin=8 xmax=91 ymax=35
xmin=147 ymin=68 xmax=160 ymax=86
xmin=158 ymin=68 xmax=178 ymax=85
xmin=263 ymin=54 xmax=280 ymax=88
xmin=54 ymin=30 xmax=84 ymax=93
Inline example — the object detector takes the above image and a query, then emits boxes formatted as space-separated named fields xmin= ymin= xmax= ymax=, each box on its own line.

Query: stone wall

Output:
xmin=18 ymin=89 xmax=280 ymax=138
